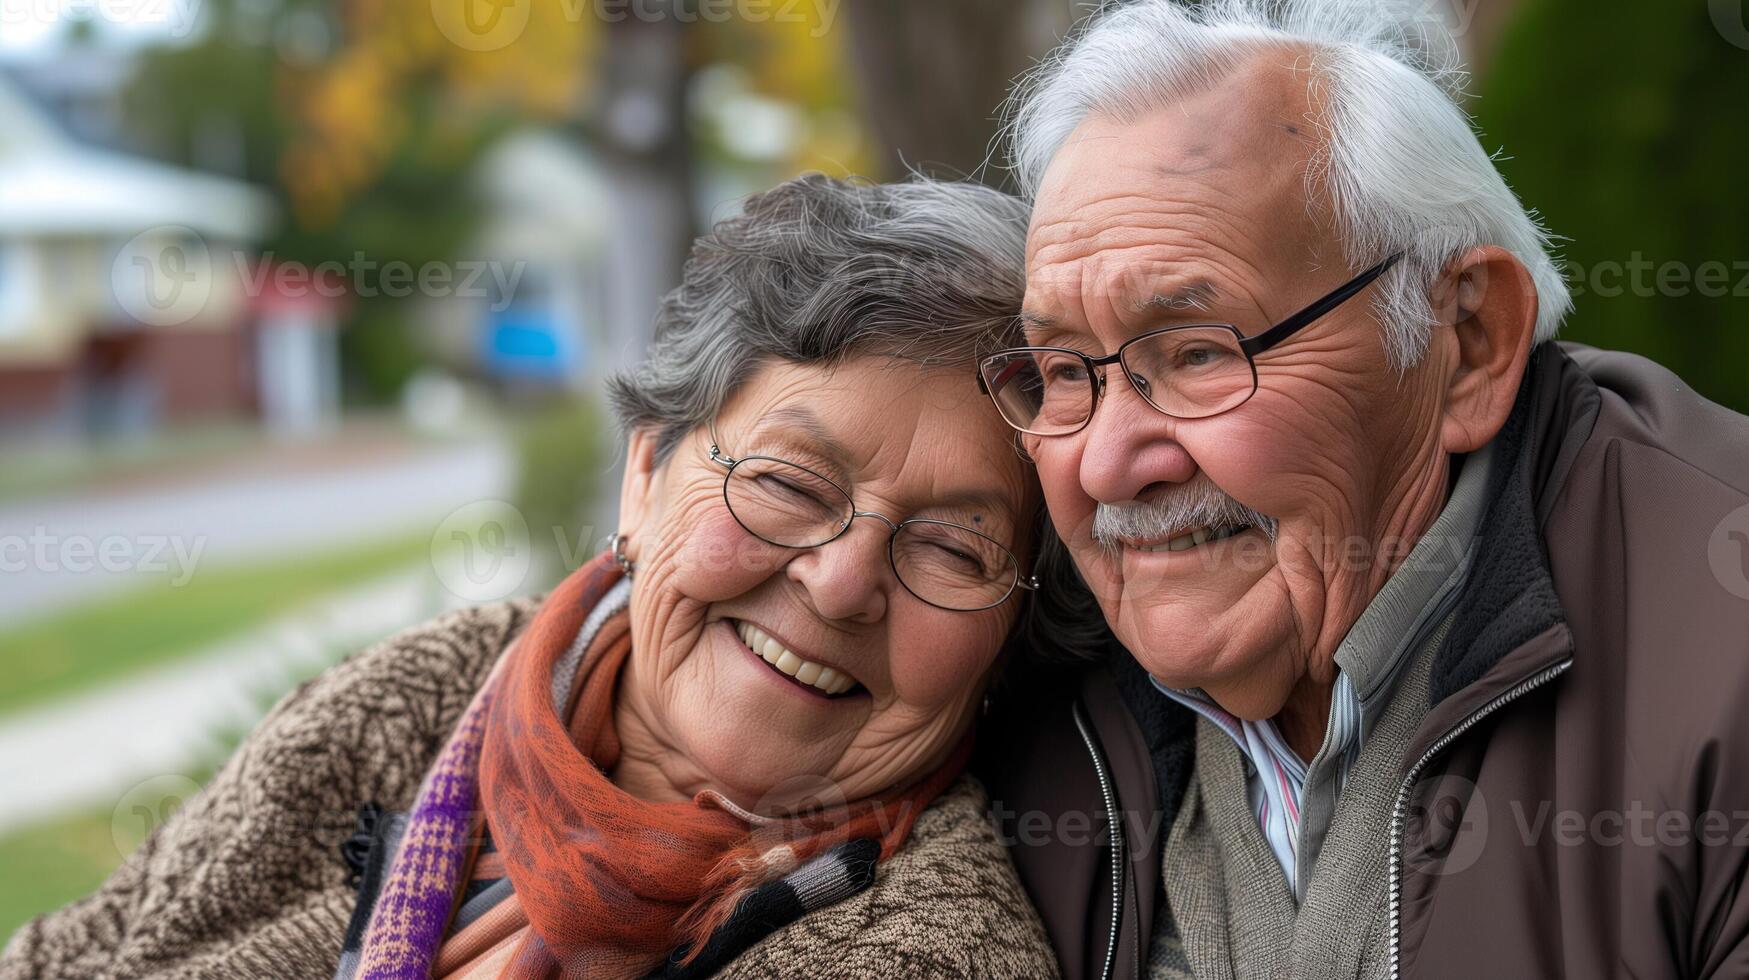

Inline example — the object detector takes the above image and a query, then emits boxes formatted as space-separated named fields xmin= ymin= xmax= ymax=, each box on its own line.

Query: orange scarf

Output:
xmin=452 ymin=555 xmax=969 ymax=978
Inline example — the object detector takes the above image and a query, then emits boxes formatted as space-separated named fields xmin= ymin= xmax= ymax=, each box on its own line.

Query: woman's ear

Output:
xmin=617 ymin=428 xmax=662 ymax=564
xmin=1435 ymin=246 xmax=1541 ymax=454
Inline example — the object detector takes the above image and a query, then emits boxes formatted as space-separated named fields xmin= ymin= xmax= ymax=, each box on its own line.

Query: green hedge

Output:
xmin=1474 ymin=0 xmax=1749 ymax=413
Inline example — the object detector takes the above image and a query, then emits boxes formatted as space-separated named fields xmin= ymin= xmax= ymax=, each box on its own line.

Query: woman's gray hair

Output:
xmin=610 ymin=172 xmax=1109 ymax=662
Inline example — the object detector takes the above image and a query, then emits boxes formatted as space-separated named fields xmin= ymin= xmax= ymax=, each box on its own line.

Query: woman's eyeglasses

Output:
xmin=707 ymin=428 xmax=1039 ymax=612
xmin=978 ymin=254 xmax=1402 ymax=435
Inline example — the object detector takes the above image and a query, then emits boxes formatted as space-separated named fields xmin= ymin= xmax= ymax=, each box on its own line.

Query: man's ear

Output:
xmin=617 ymin=428 xmax=662 ymax=564
xmin=1434 ymin=246 xmax=1540 ymax=454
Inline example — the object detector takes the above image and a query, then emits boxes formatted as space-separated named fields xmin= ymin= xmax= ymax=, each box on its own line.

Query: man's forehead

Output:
xmin=1034 ymin=63 xmax=1315 ymax=204
xmin=1023 ymin=55 xmax=1325 ymax=326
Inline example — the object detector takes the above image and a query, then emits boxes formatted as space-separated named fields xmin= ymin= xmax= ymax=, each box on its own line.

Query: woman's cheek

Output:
xmin=886 ymin=611 xmax=1006 ymax=710
xmin=665 ymin=507 xmax=784 ymax=602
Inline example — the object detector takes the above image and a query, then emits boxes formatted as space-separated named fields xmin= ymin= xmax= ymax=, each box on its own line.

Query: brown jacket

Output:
xmin=978 ymin=343 xmax=1749 ymax=979
xmin=1 ymin=597 xmax=1059 ymax=979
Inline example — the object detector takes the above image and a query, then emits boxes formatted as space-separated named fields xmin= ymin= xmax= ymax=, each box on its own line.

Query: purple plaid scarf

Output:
xmin=353 ymin=657 xmax=504 ymax=979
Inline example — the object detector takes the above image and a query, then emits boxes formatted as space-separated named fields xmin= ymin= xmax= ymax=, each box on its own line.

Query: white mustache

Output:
xmin=1091 ymin=483 xmax=1278 ymax=550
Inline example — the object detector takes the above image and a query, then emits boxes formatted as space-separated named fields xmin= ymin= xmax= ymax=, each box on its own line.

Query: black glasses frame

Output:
xmin=979 ymin=253 xmax=1403 ymax=434
xmin=705 ymin=428 xmax=1040 ymax=612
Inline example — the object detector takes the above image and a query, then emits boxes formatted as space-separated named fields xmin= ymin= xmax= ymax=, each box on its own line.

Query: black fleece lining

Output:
xmin=1430 ymin=344 xmax=1579 ymax=706
xmin=1110 ymin=648 xmax=1197 ymax=830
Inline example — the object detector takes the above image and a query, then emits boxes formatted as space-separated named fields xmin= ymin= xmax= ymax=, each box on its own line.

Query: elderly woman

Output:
xmin=1 ymin=175 xmax=1072 ymax=980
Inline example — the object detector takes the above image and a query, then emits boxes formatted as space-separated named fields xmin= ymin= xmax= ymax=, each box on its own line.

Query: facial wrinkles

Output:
xmin=1029 ymin=222 xmax=1277 ymax=353
xmin=1022 ymin=66 xmax=1445 ymax=717
xmin=621 ymin=359 xmax=1027 ymax=808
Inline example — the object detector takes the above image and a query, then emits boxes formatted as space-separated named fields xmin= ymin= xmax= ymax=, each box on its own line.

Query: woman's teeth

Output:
xmin=735 ymin=621 xmax=857 ymax=696
xmin=1135 ymin=523 xmax=1250 ymax=553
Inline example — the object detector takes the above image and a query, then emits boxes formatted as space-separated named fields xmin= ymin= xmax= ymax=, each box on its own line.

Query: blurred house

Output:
xmin=421 ymin=130 xmax=612 ymax=394
xmin=0 ymin=70 xmax=284 ymax=440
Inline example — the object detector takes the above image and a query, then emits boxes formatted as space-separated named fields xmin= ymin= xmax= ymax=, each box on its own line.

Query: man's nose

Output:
xmin=784 ymin=518 xmax=892 ymax=624
xmin=1078 ymin=372 xmax=1198 ymax=503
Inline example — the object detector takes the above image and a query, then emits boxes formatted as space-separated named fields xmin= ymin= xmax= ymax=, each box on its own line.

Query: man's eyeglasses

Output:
xmin=977 ymin=253 xmax=1402 ymax=435
xmin=707 ymin=427 xmax=1039 ymax=612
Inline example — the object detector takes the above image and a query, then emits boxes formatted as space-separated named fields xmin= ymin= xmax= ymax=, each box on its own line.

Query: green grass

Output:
xmin=0 ymin=535 xmax=430 ymax=714
xmin=0 ymin=806 xmax=130 ymax=943
xmin=0 ymin=536 xmax=434 ymax=943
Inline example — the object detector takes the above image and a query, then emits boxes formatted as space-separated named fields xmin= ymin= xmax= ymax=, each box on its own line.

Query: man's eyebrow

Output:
xmin=1136 ymin=280 xmax=1219 ymax=315
xmin=1020 ymin=280 xmax=1219 ymax=334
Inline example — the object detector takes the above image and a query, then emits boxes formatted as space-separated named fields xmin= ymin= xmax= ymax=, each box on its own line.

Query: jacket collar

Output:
xmin=1416 ymin=343 xmax=1600 ymax=746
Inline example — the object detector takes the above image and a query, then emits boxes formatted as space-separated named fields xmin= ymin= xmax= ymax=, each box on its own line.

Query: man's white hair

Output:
xmin=1004 ymin=0 xmax=1571 ymax=368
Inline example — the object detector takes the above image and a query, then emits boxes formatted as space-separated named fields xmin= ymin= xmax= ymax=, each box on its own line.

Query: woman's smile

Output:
xmin=715 ymin=616 xmax=870 ymax=702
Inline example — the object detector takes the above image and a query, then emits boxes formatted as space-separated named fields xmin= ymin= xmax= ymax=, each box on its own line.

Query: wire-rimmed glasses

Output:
xmin=707 ymin=430 xmax=1039 ymax=612
xmin=978 ymin=254 xmax=1402 ymax=435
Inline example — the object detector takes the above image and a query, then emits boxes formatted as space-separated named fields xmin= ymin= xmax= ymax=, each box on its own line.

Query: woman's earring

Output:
xmin=609 ymin=532 xmax=636 ymax=577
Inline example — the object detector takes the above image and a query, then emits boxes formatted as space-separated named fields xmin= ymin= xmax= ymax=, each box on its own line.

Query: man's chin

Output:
xmin=1111 ymin=589 xmax=1282 ymax=694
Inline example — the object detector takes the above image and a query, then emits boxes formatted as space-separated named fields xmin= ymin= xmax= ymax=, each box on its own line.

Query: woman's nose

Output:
xmin=784 ymin=518 xmax=892 ymax=624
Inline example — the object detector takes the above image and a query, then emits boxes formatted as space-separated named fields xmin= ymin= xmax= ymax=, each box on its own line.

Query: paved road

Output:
xmin=0 ymin=439 xmax=515 ymax=627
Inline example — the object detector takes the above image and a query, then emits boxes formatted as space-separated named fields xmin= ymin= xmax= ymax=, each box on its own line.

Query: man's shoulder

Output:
xmin=1545 ymin=345 xmax=1749 ymax=735
xmin=1560 ymin=342 xmax=1749 ymax=497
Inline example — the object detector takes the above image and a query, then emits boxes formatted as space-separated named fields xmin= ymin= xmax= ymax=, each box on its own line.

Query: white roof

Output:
xmin=0 ymin=73 xmax=274 ymax=240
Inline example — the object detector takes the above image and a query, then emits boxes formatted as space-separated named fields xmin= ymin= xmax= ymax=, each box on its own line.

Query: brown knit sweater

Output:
xmin=0 ymin=599 xmax=1059 ymax=979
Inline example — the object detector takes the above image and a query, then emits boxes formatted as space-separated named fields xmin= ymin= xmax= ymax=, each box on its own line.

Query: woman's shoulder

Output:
xmin=247 ymin=595 xmax=542 ymax=801
xmin=721 ymin=773 xmax=1061 ymax=979
xmin=294 ymin=595 xmax=541 ymax=713
xmin=0 ymin=597 xmax=543 ymax=980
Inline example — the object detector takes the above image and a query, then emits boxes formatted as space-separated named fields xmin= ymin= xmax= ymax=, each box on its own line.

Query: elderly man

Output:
xmin=975 ymin=2 xmax=1749 ymax=978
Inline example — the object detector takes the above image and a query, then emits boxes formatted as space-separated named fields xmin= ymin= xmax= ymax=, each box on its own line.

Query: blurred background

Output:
xmin=0 ymin=0 xmax=1742 ymax=940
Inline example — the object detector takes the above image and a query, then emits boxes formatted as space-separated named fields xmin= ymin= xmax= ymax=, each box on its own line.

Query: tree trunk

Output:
xmin=592 ymin=1 xmax=698 ymax=379
xmin=843 ymin=0 xmax=1075 ymax=186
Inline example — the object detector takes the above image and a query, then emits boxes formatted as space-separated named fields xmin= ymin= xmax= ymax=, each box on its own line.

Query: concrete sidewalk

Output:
xmin=0 ymin=569 xmax=458 ymax=835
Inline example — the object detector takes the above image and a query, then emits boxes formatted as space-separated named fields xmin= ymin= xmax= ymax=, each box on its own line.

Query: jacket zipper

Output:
xmin=1073 ymin=698 xmax=1125 ymax=980
xmin=1386 ymin=658 xmax=1571 ymax=979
